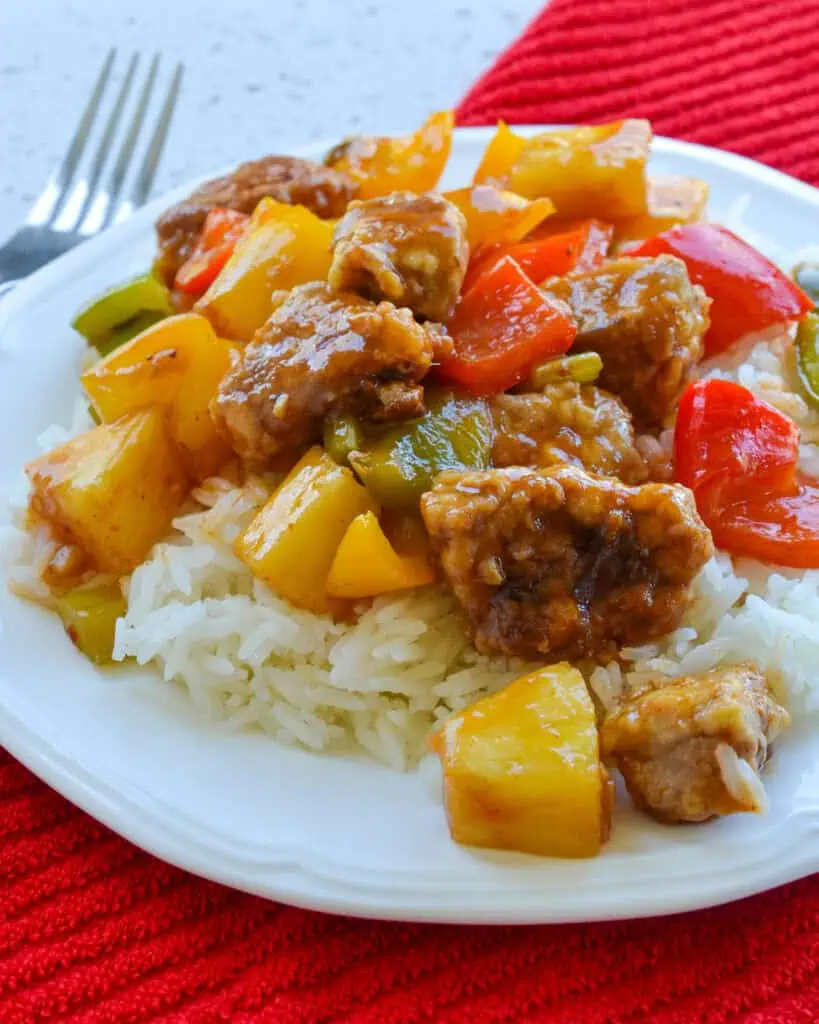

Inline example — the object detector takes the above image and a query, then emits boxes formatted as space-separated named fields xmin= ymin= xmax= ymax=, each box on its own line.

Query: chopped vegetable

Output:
xmin=627 ymin=223 xmax=814 ymax=355
xmin=796 ymin=312 xmax=819 ymax=410
xmin=474 ymin=120 xmax=651 ymax=219
xmin=437 ymin=256 xmax=577 ymax=394
xmin=473 ymin=120 xmax=525 ymax=186
xmin=195 ymin=197 xmax=334 ymax=340
xmin=82 ymin=313 xmax=237 ymax=481
xmin=462 ymin=218 xmax=613 ymax=292
xmin=674 ymin=379 xmax=819 ymax=568
xmin=794 ymin=261 xmax=819 ymax=303
xmin=326 ymin=511 xmax=435 ymax=598
xmin=348 ymin=390 xmax=493 ymax=509
xmin=323 ymin=415 xmax=364 ymax=467
xmin=613 ymin=176 xmax=709 ymax=245
xmin=174 ymin=208 xmax=250 ymax=296
xmin=72 ymin=273 xmax=172 ymax=352
xmin=706 ymin=481 xmax=819 ymax=569
xmin=95 ymin=311 xmax=169 ymax=358
xmin=26 ymin=408 xmax=189 ymax=577
xmin=443 ymin=185 xmax=553 ymax=250
xmin=55 ymin=582 xmax=127 ymax=664
xmin=526 ymin=352 xmax=603 ymax=389
xmin=674 ymin=378 xmax=800 ymax=498
xmin=235 ymin=447 xmax=370 ymax=614
xmin=429 ymin=662 xmax=611 ymax=858
xmin=325 ymin=110 xmax=453 ymax=200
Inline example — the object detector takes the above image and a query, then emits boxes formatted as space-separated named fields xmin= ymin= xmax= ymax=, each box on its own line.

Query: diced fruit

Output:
xmin=82 ymin=313 xmax=236 ymax=480
xmin=235 ymin=447 xmax=370 ymax=613
xmin=326 ymin=511 xmax=435 ymax=598
xmin=195 ymin=198 xmax=334 ymax=340
xmin=613 ymin=176 xmax=709 ymax=246
xmin=26 ymin=408 xmax=189 ymax=576
xmin=430 ymin=663 xmax=611 ymax=858
xmin=55 ymin=582 xmax=127 ymax=664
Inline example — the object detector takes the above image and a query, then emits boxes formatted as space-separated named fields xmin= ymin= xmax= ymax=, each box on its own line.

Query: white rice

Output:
xmin=4 ymin=328 xmax=819 ymax=767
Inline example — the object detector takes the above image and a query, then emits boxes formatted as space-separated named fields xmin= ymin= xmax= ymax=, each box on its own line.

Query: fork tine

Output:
xmin=69 ymin=53 xmax=139 ymax=232
xmin=129 ymin=61 xmax=184 ymax=209
xmin=43 ymin=48 xmax=116 ymax=227
xmin=98 ymin=54 xmax=160 ymax=230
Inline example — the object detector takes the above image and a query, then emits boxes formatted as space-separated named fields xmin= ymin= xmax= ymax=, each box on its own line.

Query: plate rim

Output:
xmin=2 ymin=128 xmax=819 ymax=925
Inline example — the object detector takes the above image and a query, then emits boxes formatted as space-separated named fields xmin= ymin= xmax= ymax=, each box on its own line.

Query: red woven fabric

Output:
xmin=4 ymin=1 xmax=819 ymax=1020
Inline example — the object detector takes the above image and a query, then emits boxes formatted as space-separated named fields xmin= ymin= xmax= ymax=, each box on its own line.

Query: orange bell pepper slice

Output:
xmin=438 ymin=256 xmax=577 ymax=394
xmin=444 ymin=185 xmax=554 ymax=250
xmin=328 ymin=110 xmax=453 ymax=200
xmin=463 ymin=219 xmax=613 ymax=293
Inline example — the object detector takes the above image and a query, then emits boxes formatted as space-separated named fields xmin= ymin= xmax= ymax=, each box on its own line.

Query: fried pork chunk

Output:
xmin=421 ymin=465 xmax=713 ymax=661
xmin=490 ymin=383 xmax=646 ymax=483
xmin=542 ymin=255 xmax=709 ymax=428
xmin=155 ymin=155 xmax=357 ymax=285
xmin=329 ymin=191 xmax=468 ymax=321
xmin=213 ymin=282 xmax=437 ymax=462
xmin=601 ymin=665 xmax=790 ymax=823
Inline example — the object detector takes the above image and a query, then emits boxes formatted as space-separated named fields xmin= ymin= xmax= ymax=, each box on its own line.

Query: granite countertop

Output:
xmin=0 ymin=0 xmax=538 ymax=236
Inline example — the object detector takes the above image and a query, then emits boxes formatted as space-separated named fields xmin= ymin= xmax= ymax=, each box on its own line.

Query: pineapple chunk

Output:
xmin=475 ymin=119 xmax=651 ymax=220
xmin=82 ymin=313 xmax=236 ymax=481
xmin=326 ymin=510 xmax=435 ymax=599
xmin=431 ymin=663 xmax=611 ymax=858
xmin=195 ymin=198 xmax=334 ymax=340
xmin=235 ymin=447 xmax=370 ymax=613
xmin=26 ymin=408 xmax=189 ymax=576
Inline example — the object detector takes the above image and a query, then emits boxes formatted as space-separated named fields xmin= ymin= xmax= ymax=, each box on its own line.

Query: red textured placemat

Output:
xmin=4 ymin=1 xmax=819 ymax=1020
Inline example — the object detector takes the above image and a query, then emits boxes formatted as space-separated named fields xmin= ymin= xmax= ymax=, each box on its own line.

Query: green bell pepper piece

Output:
xmin=348 ymin=390 xmax=493 ymax=509
xmin=72 ymin=273 xmax=173 ymax=351
xmin=54 ymin=582 xmax=127 ymax=665
xmin=526 ymin=352 xmax=603 ymax=390
xmin=323 ymin=415 xmax=364 ymax=467
xmin=796 ymin=311 xmax=819 ymax=411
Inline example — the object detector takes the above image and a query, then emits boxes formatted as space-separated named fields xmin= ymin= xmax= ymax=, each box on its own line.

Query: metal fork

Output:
xmin=0 ymin=49 xmax=183 ymax=296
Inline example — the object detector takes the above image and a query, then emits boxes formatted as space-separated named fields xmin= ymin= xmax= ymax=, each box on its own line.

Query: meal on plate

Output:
xmin=7 ymin=113 xmax=819 ymax=860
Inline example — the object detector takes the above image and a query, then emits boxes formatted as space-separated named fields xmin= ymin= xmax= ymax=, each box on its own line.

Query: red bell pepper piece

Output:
xmin=674 ymin=379 xmax=800 ymax=498
xmin=438 ymin=256 xmax=577 ymax=394
xmin=627 ymin=223 xmax=813 ymax=356
xmin=706 ymin=481 xmax=819 ymax=569
xmin=674 ymin=378 xmax=819 ymax=567
xmin=175 ymin=208 xmax=250 ymax=295
xmin=462 ymin=219 xmax=612 ymax=293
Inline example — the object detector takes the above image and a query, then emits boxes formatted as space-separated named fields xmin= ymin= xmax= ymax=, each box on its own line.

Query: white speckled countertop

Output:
xmin=0 ymin=0 xmax=538 ymax=237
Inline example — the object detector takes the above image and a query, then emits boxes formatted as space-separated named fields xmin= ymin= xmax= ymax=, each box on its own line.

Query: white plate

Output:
xmin=2 ymin=128 xmax=819 ymax=925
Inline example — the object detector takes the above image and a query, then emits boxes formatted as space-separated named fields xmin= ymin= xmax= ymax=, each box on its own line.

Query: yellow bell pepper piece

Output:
xmin=326 ymin=511 xmax=435 ymax=599
xmin=508 ymin=120 xmax=651 ymax=218
xmin=613 ymin=175 xmax=710 ymax=246
xmin=26 ymin=408 xmax=189 ymax=577
xmin=430 ymin=663 xmax=612 ymax=859
xmin=235 ymin=447 xmax=370 ymax=614
xmin=82 ymin=313 xmax=236 ymax=481
xmin=474 ymin=119 xmax=651 ymax=220
xmin=444 ymin=185 xmax=554 ymax=250
xmin=472 ymin=121 xmax=526 ymax=185
xmin=195 ymin=198 xmax=334 ymax=340
xmin=327 ymin=110 xmax=454 ymax=200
